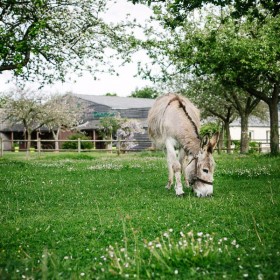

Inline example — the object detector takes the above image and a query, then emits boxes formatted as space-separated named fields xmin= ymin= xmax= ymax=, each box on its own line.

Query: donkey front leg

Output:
xmin=166 ymin=140 xmax=184 ymax=196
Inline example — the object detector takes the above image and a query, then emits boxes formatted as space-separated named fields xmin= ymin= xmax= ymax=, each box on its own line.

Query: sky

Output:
xmin=0 ymin=1 xmax=155 ymax=97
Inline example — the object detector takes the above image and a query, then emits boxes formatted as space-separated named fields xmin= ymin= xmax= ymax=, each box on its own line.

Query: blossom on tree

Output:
xmin=117 ymin=119 xmax=144 ymax=150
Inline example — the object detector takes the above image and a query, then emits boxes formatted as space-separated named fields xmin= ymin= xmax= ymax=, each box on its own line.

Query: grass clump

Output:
xmin=96 ymin=226 xmax=240 ymax=279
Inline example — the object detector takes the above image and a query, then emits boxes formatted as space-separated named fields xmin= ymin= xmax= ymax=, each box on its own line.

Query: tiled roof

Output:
xmin=74 ymin=94 xmax=155 ymax=109
xmin=230 ymin=111 xmax=280 ymax=127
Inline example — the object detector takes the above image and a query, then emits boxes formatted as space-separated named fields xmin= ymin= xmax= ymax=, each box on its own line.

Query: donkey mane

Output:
xmin=167 ymin=95 xmax=200 ymax=140
xmin=148 ymin=93 xmax=201 ymax=155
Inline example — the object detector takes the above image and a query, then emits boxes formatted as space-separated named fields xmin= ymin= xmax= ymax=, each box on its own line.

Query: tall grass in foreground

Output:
xmin=0 ymin=152 xmax=279 ymax=279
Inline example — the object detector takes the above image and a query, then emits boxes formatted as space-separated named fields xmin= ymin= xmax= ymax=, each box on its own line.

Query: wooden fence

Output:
xmin=0 ymin=137 xmax=277 ymax=157
xmin=0 ymin=138 xmax=154 ymax=156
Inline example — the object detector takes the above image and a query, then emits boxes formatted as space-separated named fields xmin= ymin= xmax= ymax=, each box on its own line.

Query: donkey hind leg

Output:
xmin=166 ymin=139 xmax=184 ymax=196
xmin=178 ymin=148 xmax=190 ymax=188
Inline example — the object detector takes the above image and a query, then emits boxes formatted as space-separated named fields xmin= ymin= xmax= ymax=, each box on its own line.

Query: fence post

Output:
xmin=0 ymin=138 xmax=3 ymax=157
xmin=117 ymin=136 xmax=121 ymax=156
xmin=258 ymin=142 xmax=262 ymax=154
xmin=78 ymin=138 xmax=81 ymax=153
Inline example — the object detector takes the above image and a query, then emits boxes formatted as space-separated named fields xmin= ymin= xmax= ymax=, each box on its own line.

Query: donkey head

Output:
xmin=191 ymin=132 xmax=219 ymax=197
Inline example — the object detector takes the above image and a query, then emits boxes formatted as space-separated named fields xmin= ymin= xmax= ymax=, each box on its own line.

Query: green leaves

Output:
xmin=0 ymin=0 xmax=138 ymax=84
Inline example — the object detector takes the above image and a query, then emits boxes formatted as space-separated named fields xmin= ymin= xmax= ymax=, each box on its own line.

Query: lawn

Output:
xmin=0 ymin=152 xmax=279 ymax=279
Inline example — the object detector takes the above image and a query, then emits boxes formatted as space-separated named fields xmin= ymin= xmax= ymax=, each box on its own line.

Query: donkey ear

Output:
xmin=208 ymin=132 xmax=219 ymax=153
xmin=200 ymin=134 xmax=210 ymax=148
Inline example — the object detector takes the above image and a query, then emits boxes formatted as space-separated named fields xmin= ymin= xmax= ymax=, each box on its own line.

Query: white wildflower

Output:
xmin=163 ymin=232 xmax=169 ymax=238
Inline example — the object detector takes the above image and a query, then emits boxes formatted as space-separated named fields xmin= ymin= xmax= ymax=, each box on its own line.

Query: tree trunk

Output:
xmin=240 ymin=113 xmax=249 ymax=154
xmin=239 ymin=81 xmax=279 ymax=156
xmin=224 ymin=121 xmax=231 ymax=154
xmin=52 ymin=128 xmax=60 ymax=152
xmin=217 ymin=124 xmax=224 ymax=154
xmin=26 ymin=130 xmax=32 ymax=158
xmin=268 ymin=100 xmax=279 ymax=155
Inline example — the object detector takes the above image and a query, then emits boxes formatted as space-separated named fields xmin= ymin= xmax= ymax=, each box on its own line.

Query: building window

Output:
xmin=266 ymin=130 xmax=270 ymax=143
xmin=249 ymin=130 xmax=254 ymax=140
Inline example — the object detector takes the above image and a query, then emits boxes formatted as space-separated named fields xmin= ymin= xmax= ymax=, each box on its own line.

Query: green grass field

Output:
xmin=0 ymin=152 xmax=279 ymax=279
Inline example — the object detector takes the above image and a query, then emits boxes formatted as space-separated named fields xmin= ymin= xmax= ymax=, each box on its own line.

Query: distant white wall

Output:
xmin=230 ymin=126 xmax=279 ymax=143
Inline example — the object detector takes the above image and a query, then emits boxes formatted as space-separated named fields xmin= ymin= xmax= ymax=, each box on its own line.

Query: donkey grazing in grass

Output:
xmin=148 ymin=93 xmax=219 ymax=197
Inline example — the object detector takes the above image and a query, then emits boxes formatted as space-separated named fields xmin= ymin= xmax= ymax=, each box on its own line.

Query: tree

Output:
xmin=44 ymin=93 xmax=84 ymax=151
xmin=130 ymin=86 xmax=159 ymax=99
xmin=0 ymin=0 xmax=137 ymax=84
xmin=1 ymin=88 xmax=54 ymax=155
xmin=189 ymin=76 xmax=263 ymax=154
xmin=117 ymin=119 xmax=144 ymax=151
xmin=183 ymin=77 xmax=238 ymax=153
xmin=192 ymin=15 xmax=280 ymax=154
xmin=140 ymin=10 xmax=280 ymax=154
xmin=98 ymin=116 xmax=121 ymax=148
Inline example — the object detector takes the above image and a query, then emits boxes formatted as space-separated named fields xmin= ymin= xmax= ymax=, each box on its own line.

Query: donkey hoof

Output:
xmin=176 ymin=190 xmax=185 ymax=196
xmin=165 ymin=185 xmax=172 ymax=190
xmin=176 ymin=193 xmax=185 ymax=197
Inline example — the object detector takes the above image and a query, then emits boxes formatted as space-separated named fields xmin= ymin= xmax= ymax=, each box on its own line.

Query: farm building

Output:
xmin=71 ymin=94 xmax=155 ymax=149
xmin=0 ymin=94 xmax=155 ymax=150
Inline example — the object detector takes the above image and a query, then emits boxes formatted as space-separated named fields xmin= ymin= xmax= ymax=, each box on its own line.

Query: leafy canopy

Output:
xmin=130 ymin=86 xmax=159 ymax=99
xmin=0 ymin=0 xmax=138 ymax=84
xmin=130 ymin=0 xmax=280 ymax=26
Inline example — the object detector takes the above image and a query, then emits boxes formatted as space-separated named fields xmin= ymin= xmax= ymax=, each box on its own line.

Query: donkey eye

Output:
xmin=203 ymin=169 xmax=209 ymax=174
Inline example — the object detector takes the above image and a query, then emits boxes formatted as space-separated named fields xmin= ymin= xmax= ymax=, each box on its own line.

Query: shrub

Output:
xmin=232 ymin=140 xmax=240 ymax=152
xmin=200 ymin=122 xmax=220 ymax=136
xmin=62 ymin=133 xmax=93 ymax=150
xmin=249 ymin=141 xmax=258 ymax=154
